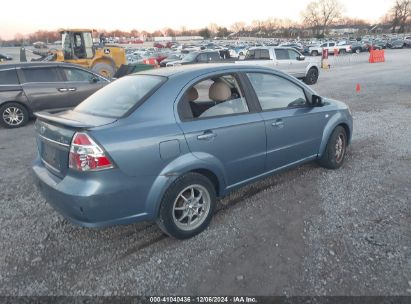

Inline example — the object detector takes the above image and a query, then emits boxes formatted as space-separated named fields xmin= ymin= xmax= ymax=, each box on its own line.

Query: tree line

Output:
xmin=1 ymin=0 xmax=410 ymax=45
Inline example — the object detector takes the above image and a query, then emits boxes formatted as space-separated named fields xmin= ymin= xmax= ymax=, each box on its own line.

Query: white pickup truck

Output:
xmin=309 ymin=41 xmax=352 ymax=56
xmin=236 ymin=47 xmax=320 ymax=85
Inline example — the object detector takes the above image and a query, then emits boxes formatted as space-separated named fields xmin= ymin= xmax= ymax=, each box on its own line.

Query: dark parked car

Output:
xmin=159 ymin=53 xmax=184 ymax=67
xmin=280 ymin=43 xmax=304 ymax=54
xmin=0 ymin=52 xmax=13 ymax=61
xmin=350 ymin=42 xmax=368 ymax=53
xmin=166 ymin=51 xmax=222 ymax=66
xmin=0 ymin=62 xmax=109 ymax=128
xmin=387 ymin=39 xmax=404 ymax=49
xmin=33 ymin=64 xmax=353 ymax=239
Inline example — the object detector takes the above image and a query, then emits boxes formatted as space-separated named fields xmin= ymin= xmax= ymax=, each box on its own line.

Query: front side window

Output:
xmin=0 ymin=69 xmax=19 ymax=85
xmin=274 ymin=49 xmax=290 ymax=60
xmin=180 ymin=74 xmax=249 ymax=120
xmin=74 ymin=75 xmax=165 ymax=118
xmin=197 ymin=54 xmax=208 ymax=62
xmin=247 ymin=73 xmax=307 ymax=110
xmin=288 ymin=49 xmax=300 ymax=60
xmin=209 ymin=53 xmax=221 ymax=60
xmin=62 ymin=68 xmax=104 ymax=82
xmin=22 ymin=68 xmax=61 ymax=83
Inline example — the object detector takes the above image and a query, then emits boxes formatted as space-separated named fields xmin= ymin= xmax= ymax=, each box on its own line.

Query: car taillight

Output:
xmin=69 ymin=132 xmax=114 ymax=172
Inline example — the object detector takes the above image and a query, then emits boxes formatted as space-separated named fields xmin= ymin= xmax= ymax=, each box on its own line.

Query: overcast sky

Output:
xmin=1 ymin=0 xmax=394 ymax=39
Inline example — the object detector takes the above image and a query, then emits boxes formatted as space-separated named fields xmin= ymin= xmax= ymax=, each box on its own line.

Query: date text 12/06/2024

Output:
xmin=149 ymin=296 xmax=258 ymax=303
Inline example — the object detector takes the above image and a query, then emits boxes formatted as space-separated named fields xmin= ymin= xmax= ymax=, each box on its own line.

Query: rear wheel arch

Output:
xmin=190 ymin=168 xmax=221 ymax=196
xmin=304 ymin=66 xmax=319 ymax=85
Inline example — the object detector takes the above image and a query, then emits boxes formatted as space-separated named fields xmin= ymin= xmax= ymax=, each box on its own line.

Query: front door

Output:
xmin=60 ymin=67 xmax=108 ymax=107
xmin=287 ymin=49 xmax=308 ymax=78
xmin=273 ymin=48 xmax=293 ymax=74
xmin=246 ymin=72 xmax=328 ymax=171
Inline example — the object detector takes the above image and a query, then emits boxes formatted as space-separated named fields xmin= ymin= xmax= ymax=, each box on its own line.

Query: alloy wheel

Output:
xmin=3 ymin=106 xmax=24 ymax=126
xmin=172 ymin=184 xmax=211 ymax=231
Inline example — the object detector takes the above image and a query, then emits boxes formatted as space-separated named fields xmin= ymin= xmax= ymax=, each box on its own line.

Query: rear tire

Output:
xmin=311 ymin=50 xmax=319 ymax=56
xmin=0 ymin=102 xmax=29 ymax=128
xmin=318 ymin=126 xmax=347 ymax=169
xmin=92 ymin=62 xmax=115 ymax=78
xmin=304 ymin=68 xmax=319 ymax=85
xmin=156 ymin=172 xmax=216 ymax=239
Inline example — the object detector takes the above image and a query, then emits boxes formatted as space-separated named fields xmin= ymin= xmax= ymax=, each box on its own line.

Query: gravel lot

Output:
xmin=0 ymin=49 xmax=410 ymax=296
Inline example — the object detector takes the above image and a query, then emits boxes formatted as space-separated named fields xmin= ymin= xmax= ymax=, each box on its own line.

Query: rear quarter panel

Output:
xmin=0 ymin=86 xmax=30 ymax=113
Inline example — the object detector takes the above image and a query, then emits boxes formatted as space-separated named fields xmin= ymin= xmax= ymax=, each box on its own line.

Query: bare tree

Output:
xmin=208 ymin=23 xmax=219 ymax=36
xmin=389 ymin=0 xmax=410 ymax=33
xmin=301 ymin=0 xmax=343 ymax=35
xmin=230 ymin=22 xmax=246 ymax=33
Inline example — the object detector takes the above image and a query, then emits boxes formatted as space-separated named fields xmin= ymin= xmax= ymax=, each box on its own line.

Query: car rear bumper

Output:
xmin=32 ymin=157 xmax=156 ymax=228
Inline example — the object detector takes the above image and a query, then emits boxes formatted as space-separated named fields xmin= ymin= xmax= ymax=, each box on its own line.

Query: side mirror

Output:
xmin=298 ymin=55 xmax=305 ymax=61
xmin=90 ymin=76 xmax=99 ymax=83
xmin=311 ymin=94 xmax=323 ymax=106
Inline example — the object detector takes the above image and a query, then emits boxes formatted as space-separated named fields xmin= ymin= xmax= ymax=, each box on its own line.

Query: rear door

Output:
xmin=59 ymin=66 xmax=108 ymax=107
xmin=18 ymin=67 xmax=69 ymax=112
xmin=177 ymin=73 xmax=266 ymax=187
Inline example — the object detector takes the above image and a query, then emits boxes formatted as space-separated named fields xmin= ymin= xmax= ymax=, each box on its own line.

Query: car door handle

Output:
xmin=271 ymin=120 xmax=284 ymax=127
xmin=57 ymin=88 xmax=68 ymax=92
xmin=197 ymin=132 xmax=217 ymax=140
xmin=68 ymin=88 xmax=77 ymax=91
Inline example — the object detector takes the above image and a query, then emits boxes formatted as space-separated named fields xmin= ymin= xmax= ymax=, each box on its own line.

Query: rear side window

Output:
xmin=0 ymin=69 xmax=19 ymax=85
xmin=258 ymin=49 xmax=270 ymax=59
xmin=74 ymin=75 xmax=165 ymax=118
xmin=22 ymin=68 xmax=61 ymax=83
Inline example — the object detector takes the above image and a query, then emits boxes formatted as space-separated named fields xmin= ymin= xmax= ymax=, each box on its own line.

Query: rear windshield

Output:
xmin=74 ymin=75 xmax=166 ymax=118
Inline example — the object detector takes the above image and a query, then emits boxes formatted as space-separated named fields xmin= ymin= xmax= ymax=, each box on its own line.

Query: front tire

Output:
xmin=0 ymin=102 xmax=29 ymax=128
xmin=304 ymin=67 xmax=319 ymax=85
xmin=318 ymin=126 xmax=347 ymax=169
xmin=156 ymin=172 xmax=216 ymax=239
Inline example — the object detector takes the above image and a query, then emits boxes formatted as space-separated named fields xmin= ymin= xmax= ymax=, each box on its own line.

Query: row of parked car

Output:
xmin=123 ymin=35 xmax=411 ymax=67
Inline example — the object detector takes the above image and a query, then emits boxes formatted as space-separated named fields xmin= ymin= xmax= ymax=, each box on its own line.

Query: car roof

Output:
xmin=131 ymin=63 xmax=283 ymax=78
xmin=0 ymin=62 xmax=86 ymax=70
xmin=248 ymin=46 xmax=296 ymax=51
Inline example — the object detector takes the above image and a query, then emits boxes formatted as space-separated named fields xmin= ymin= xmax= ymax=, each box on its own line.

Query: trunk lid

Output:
xmin=34 ymin=110 xmax=117 ymax=178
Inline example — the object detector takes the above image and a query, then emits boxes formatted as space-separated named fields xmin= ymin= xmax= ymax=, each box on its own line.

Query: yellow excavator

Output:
xmin=22 ymin=29 xmax=126 ymax=78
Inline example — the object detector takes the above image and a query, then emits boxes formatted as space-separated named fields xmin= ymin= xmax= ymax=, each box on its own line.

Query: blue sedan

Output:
xmin=32 ymin=64 xmax=353 ymax=239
